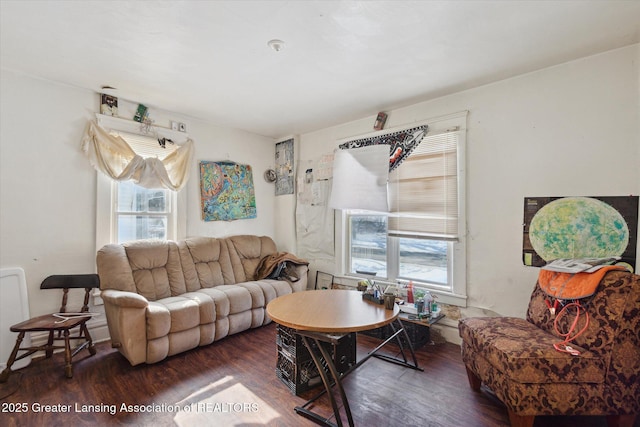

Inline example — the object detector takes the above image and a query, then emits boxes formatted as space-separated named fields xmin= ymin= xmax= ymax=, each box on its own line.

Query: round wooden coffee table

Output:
xmin=267 ymin=289 xmax=420 ymax=427
xmin=266 ymin=289 xmax=399 ymax=333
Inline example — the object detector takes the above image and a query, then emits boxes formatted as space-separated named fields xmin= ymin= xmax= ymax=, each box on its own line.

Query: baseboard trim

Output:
xmin=432 ymin=320 xmax=462 ymax=345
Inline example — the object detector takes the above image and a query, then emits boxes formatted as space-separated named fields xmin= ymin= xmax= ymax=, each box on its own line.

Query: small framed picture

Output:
xmin=315 ymin=271 xmax=334 ymax=290
xmin=100 ymin=94 xmax=118 ymax=116
xmin=373 ymin=112 xmax=387 ymax=130
xmin=178 ymin=122 xmax=186 ymax=132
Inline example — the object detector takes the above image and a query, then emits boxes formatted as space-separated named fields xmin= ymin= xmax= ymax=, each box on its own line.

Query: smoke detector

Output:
xmin=267 ymin=39 xmax=285 ymax=52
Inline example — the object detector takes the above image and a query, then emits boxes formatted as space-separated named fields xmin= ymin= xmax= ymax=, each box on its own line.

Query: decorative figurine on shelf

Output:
xmin=133 ymin=104 xmax=148 ymax=123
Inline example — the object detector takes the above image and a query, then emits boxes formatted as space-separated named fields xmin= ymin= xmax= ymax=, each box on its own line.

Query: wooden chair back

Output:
xmin=40 ymin=274 xmax=100 ymax=314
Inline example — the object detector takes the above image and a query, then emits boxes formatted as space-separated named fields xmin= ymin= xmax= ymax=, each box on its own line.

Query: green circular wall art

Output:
xmin=529 ymin=197 xmax=629 ymax=261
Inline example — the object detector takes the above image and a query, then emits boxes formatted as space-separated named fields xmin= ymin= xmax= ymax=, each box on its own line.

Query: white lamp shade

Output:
xmin=329 ymin=145 xmax=389 ymax=212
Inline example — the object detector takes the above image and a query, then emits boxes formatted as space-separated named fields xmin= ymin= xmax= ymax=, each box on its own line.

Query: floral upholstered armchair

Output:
xmin=458 ymin=270 xmax=639 ymax=427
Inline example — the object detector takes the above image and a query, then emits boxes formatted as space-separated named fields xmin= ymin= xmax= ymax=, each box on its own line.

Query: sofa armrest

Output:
xmin=100 ymin=289 xmax=149 ymax=308
xmin=100 ymin=289 xmax=149 ymax=366
xmin=291 ymin=265 xmax=309 ymax=292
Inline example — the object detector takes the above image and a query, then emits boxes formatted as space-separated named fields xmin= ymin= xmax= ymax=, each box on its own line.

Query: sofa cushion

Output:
xmin=238 ymin=279 xmax=293 ymax=309
xmin=168 ymin=329 xmax=200 ymax=357
xmin=146 ymin=302 xmax=171 ymax=340
xmin=459 ymin=317 xmax=606 ymax=384
xmin=197 ymin=288 xmax=231 ymax=318
xmin=226 ymin=235 xmax=277 ymax=282
xmin=148 ymin=297 xmax=200 ymax=336
xmin=263 ymin=279 xmax=295 ymax=297
xmin=181 ymin=291 xmax=216 ymax=324
xmin=236 ymin=282 xmax=266 ymax=308
xmin=124 ymin=240 xmax=186 ymax=300
xmin=96 ymin=244 xmax=137 ymax=293
xmin=215 ymin=285 xmax=252 ymax=314
xmin=179 ymin=237 xmax=234 ymax=290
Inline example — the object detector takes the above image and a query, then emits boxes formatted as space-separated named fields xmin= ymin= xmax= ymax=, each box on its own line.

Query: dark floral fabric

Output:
xmin=458 ymin=270 xmax=640 ymax=417
xmin=459 ymin=317 xmax=605 ymax=384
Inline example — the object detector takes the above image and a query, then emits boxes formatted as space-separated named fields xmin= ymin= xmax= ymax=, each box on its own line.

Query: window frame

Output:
xmin=336 ymin=111 xmax=468 ymax=307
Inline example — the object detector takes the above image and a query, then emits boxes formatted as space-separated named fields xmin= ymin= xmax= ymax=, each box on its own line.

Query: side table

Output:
xmin=266 ymin=290 xmax=422 ymax=427
xmin=359 ymin=312 xmax=445 ymax=349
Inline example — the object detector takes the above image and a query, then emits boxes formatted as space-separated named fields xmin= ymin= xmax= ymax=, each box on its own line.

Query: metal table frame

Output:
xmin=293 ymin=317 xmax=422 ymax=427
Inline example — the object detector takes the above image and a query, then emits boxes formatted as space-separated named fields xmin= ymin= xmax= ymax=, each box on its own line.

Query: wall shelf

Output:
xmin=94 ymin=113 xmax=189 ymax=143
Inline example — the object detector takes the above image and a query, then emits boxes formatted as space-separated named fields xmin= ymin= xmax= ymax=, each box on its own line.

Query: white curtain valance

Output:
xmin=81 ymin=120 xmax=194 ymax=191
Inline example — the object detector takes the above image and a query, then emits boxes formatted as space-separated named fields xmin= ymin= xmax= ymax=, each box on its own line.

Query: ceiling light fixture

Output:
xmin=267 ymin=39 xmax=285 ymax=52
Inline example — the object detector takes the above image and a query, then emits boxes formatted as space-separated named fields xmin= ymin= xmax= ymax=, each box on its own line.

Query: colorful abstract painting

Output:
xmin=523 ymin=196 xmax=638 ymax=272
xmin=200 ymin=161 xmax=256 ymax=221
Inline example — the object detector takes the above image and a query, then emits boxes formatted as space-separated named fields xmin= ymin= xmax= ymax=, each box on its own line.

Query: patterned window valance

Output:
xmin=81 ymin=120 xmax=194 ymax=191
xmin=338 ymin=124 xmax=429 ymax=172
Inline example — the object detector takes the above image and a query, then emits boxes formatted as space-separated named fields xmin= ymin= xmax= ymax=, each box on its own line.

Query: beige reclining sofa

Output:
xmin=96 ymin=235 xmax=308 ymax=366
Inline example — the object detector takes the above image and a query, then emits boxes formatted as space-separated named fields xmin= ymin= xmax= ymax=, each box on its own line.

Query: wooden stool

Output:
xmin=0 ymin=274 xmax=100 ymax=382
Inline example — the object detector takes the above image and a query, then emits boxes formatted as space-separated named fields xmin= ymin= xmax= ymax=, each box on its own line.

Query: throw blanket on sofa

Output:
xmin=256 ymin=252 xmax=309 ymax=282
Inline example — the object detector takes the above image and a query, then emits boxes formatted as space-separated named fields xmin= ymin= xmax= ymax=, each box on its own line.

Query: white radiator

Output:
xmin=0 ymin=268 xmax=31 ymax=370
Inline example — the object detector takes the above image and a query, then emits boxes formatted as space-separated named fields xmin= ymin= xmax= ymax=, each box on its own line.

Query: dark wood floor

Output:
xmin=0 ymin=323 xmax=637 ymax=427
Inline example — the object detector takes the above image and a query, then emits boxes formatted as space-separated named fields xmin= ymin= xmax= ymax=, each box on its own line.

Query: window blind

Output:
xmin=388 ymin=128 xmax=459 ymax=240
xmin=110 ymin=131 xmax=177 ymax=160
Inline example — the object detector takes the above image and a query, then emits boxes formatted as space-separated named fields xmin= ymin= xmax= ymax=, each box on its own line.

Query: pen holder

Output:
xmin=383 ymin=293 xmax=395 ymax=310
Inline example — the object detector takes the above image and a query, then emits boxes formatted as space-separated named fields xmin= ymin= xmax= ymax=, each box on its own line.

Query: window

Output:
xmin=341 ymin=112 xmax=467 ymax=305
xmin=109 ymin=131 xmax=177 ymax=243
xmin=348 ymin=215 xmax=450 ymax=286
xmin=93 ymin=115 xmax=187 ymax=248
xmin=115 ymin=181 xmax=172 ymax=243
xmin=350 ymin=214 xmax=388 ymax=277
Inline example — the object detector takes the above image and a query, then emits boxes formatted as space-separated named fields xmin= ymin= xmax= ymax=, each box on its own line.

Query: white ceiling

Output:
xmin=1 ymin=1 xmax=639 ymax=138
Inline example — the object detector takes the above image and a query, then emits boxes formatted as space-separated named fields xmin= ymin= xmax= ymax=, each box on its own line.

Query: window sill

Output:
xmin=430 ymin=291 xmax=467 ymax=308
xmin=332 ymin=274 xmax=467 ymax=308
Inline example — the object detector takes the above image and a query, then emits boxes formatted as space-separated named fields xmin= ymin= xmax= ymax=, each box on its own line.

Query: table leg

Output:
xmin=371 ymin=318 xmax=422 ymax=370
xmin=295 ymin=335 xmax=353 ymax=427
xmin=290 ymin=319 xmax=422 ymax=426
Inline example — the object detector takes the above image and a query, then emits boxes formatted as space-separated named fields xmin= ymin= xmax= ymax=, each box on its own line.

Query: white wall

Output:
xmin=287 ymin=45 xmax=640 ymax=320
xmin=184 ymin=119 xmax=276 ymax=241
xmin=0 ymin=71 xmax=98 ymax=319
xmin=2 ymin=44 xmax=638 ymax=344
xmin=0 ymin=69 xmax=276 ymax=328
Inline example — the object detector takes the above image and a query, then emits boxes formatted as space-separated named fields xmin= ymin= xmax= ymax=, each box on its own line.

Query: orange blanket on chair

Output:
xmin=538 ymin=265 xmax=624 ymax=300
